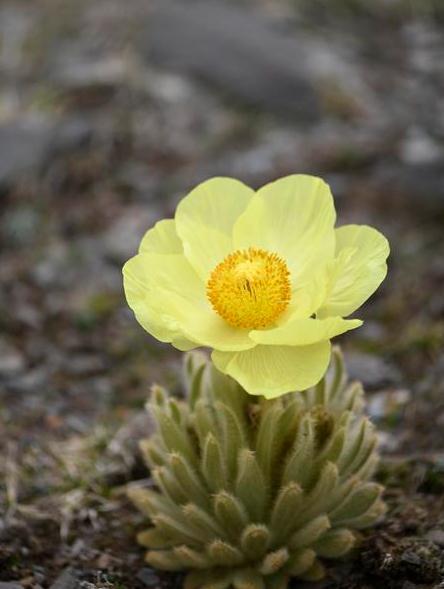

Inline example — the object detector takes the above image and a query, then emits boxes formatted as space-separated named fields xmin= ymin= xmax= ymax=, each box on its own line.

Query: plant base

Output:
xmin=128 ymin=347 xmax=385 ymax=588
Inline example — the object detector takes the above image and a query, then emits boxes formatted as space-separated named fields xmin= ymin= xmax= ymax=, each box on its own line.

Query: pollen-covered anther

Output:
xmin=207 ymin=247 xmax=291 ymax=329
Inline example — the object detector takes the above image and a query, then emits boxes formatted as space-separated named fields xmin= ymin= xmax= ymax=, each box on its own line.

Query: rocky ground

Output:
xmin=0 ymin=0 xmax=443 ymax=587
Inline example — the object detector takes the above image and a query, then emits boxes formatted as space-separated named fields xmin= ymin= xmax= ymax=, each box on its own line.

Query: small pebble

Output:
xmin=136 ymin=567 xmax=161 ymax=588
xmin=346 ymin=352 xmax=401 ymax=390
xmin=426 ymin=528 xmax=444 ymax=547
xmin=400 ymin=550 xmax=421 ymax=566
xmin=49 ymin=568 xmax=79 ymax=589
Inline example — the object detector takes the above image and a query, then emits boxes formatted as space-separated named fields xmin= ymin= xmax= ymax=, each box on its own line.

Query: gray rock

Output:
xmin=426 ymin=528 xmax=444 ymax=547
xmin=0 ymin=583 xmax=24 ymax=589
xmin=49 ymin=567 xmax=79 ymax=589
xmin=0 ymin=205 xmax=41 ymax=247
xmin=346 ymin=352 xmax=401 ymax=390
xmin=0 ymin=4 xmax=36 ymax=75
xmin=64 ymin=354 xmax=107 ymax=377
xmin=401 ymin=583 xmax=417 ymax=589
xmin=0 ymin=115 xmax=93 ymax=187
xmin=53 ymin=117 xmax=93 ymax=154
xmin=103 ymin=206 xmax=155 ymax=264
xmin=0 ymin=117 xmax=55 ymax=185
xmin=117 ymin=163 xmax=160 ymax=203
xmin=49 ymin=45 xmax=129 ymax=91
xmin=0 ymin=340 xmax=25 ymax=378
xmin=367 ymin=388 xmax=411 ymax=421
xmin=400 ymin=550 xmax=421 ymax=566
xmin=6 ymin=366 xmax=49 ymax=395
xmin=142 ymin=0 xmax=319 ymax=120
xmin=136 ymin=568 xmax=161 ymax=588
xmin=372 ymin=161 xmax=444 ymax=215
xmin=400 ymin=127 xmax=442 ymax=165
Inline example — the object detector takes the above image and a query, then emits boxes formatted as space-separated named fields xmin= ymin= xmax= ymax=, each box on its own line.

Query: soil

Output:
xmin=0 ymin=0 xmax=443 ymax=587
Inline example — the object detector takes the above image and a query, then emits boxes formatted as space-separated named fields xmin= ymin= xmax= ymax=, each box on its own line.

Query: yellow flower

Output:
xmin=123 ymin=175 xmax=389 ymax=398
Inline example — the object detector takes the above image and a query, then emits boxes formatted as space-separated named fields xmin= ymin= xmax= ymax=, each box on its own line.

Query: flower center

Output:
xmin=207 ymin=247 xmax=291 ymax=329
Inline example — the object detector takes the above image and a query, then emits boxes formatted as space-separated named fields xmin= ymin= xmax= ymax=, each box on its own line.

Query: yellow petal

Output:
xmin=123 ymin=252 xmax=198 ymax=347
xmin=233 ymin=175 xmax=336 ymax=285
xmin=175 ymin=177 xmax=254 ymax=281
xmin=123 ymin=253 xmax=255 ymax=352
xmin=212 ymin=341 xmax=331 ymax=398
xmin=171 ymin=337 xmax=197 ymax=352
xmin=317 ymin=225 xmax=389 ymax=318
xmin=284 ymin=268 xmax=330 ymax=322
xmin=185 ymin=311 xmax=256 ymax=352
xmin=123 ymin=275 xmax=190 ymax=348
xmin=250 ymin=317 xmax=362 ymax=346
xmin=139 ymin=219 xmax=183 ymax=254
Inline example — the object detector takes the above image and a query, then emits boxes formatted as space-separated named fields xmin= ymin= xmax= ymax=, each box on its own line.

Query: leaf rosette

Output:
xmin=129 ymin=349 xmax=385 ymax=588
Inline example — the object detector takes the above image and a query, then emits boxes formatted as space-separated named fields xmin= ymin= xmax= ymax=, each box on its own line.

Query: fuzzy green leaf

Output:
xmin=241 ymin=524 xmax=270 ymax=559
xmin=286 ymin=548 xmax=316 ymax=575
xmin=259 ymin=548 xmax=289 ymax=575
xmin=202 ymin=433 xmax=226 ymax=492
xmin=210 ymin=362 xmax=248 ymax=420
xmin=139 ymin=437 xmax=166 ymax=468
xmin=340 ymin=419 xmax=376 ymax=478
xmin=313 ymin=528 xmax=355 ymax=558
xmin=314 ymin=375 xmax=327 ymax=406
xmin=292 ymin=462 xmax=339 ymax=528
xmin=236 ymin=449 xmax=268 ymax=522
xmin=338 ymin=499 xmax=386 ymax=529
xmin=145 ymin=549 xmax=183 ymax=571
xmin=330 ymin=482 xmax=383 ymax=523
xmin=289 ymin=515 xmax=331 ymax=550
xmin=337 ymin=418 xmax=367 ymax=471
xmin=168 ymin=398 xmax=185 ymax=425
xmin=269 ymin=482 xmax=303 ymax=544
xmin=345 ymin=382 xmax=365 ymax=413
xmin=152 ymin=513 xmax=202 ymax=545
xmin=174 ymin=544 xmax=212 ymax=568
xmin=299 ymin=559 xmax=325 ymax=581
xmin=169 ymin=452 xmax=209 ymax=508
xmin=318 ymin=426 xmax=346 ymax=464
xmin=282 ymin=415 xmax=315 ymax=489
xmin=323 ymin=475 xmax=358 ymax=514
xmin=208 ymin=539 xmax=244 ymax=567
xmin=264 ymin=574 xmax=288 ymax=589
xmin=233 ymin=569 xmax=265 ymax=589
xmin=184 ymin=570 xmax=233 ymax=589
xmin=355 ymin=450 xmax=379 ymax=480
xmin=328 ymin=347 xmax=346 ymax=401
xmin=127 ymin=486 xmax=177 ymax=519
xmin=185 ymin=352 xmax=207 ymax=409
xmin=137 ymin=528 xmax=171 ymax=549
xmin=255 ymin=404 xmax=284 ymax=485
xmin=279 ymin=398 xmax=303 ymax=436
xmin=154 ymin=409 xmax=198 ymax=467
xmin=348 ymin=435 xmax=378 ymax=479
xmin=214 ymin=491 xmax=248 ymax=538
xmin=153 ymin=466 xmax=189 ymax=505
xmin=194 ymin=400 xmax=220 ymax=448
xmin=217 ymin=401 xmax=247 ymax=483
xmin=182 ymin=503 xmax=226 ymax=541
xmin=150 ymin=384 xmax=168 ymax=408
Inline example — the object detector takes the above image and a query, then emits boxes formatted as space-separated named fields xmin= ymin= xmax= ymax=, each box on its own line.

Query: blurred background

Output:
xmin=0 ymin=0 xmax=443 ymax=587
